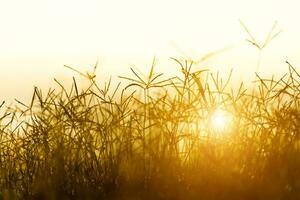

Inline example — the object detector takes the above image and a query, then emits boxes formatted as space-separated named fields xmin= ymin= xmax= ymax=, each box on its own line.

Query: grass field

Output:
xmin=1 ymin=58 xmax=300 ymax=200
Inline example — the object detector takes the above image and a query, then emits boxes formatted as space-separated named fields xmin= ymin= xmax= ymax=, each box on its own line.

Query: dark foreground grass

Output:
xmin=1 ymin=59 xmax=300 ymax=200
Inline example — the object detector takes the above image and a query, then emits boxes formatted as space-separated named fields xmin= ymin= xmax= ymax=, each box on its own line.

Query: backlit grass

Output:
xmin=0 ymin=59 xmax=300 ymax=200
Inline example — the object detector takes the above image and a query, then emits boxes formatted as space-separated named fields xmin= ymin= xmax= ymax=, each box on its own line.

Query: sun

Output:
xmin=209 ymin=109 xmax=232 ymax=132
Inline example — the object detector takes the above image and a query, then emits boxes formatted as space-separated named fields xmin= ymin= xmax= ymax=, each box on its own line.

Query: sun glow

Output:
xmin=210 ymin=109 xmax=233 ymax=132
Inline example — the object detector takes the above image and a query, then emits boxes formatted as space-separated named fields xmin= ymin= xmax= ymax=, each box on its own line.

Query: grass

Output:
xmin=239 ymin=20 xmax=282 ymax=72
xmin=0 ymin=58 xmax=300 ymax=200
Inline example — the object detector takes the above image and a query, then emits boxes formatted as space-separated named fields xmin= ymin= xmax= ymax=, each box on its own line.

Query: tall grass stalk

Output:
xmin=0 ymin=58 xmax=299 ymax=200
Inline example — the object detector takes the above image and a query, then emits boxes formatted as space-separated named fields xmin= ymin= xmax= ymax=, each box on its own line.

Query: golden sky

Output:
xmin=1 ymin=0 xmax=300 ymax=103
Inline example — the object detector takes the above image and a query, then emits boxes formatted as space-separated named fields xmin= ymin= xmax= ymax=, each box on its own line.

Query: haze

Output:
xmin=1 ymin=0 xmax=300 ymax=103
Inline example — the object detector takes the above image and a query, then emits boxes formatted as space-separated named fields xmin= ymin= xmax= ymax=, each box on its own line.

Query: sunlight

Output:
xmin=210 ymin=109 xmax=232 ymax=132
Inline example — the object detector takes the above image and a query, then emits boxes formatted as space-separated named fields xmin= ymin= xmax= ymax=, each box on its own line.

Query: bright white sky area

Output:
xmin=0 ymin=0 xmax=300 ymax=103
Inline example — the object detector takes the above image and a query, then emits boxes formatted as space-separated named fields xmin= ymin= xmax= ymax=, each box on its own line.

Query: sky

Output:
xmin=1 ymin=0 xmax=300 ymax=103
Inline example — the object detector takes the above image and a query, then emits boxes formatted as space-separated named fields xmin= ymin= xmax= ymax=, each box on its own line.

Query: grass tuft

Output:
xmin=0 ymin=58 xmax=300 ymax=200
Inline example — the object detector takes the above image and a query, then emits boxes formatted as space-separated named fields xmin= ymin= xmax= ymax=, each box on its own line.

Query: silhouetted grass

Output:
xmin=0 ymin=59 xmax=300 ymax=200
